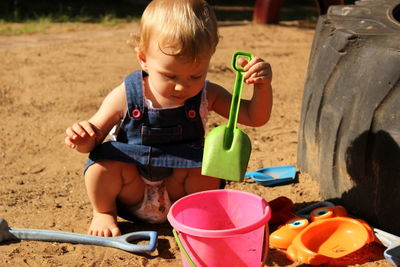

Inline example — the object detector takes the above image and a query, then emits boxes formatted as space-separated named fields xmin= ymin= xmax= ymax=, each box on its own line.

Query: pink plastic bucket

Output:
xmin=167 ymin=189 xmax=271 ymax=267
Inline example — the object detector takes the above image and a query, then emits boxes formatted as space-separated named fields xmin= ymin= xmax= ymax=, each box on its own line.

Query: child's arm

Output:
xmin=207 ymin=56 xmax=273 ymax=127
xmin=65 ymin=83 xmax=127 ymax=153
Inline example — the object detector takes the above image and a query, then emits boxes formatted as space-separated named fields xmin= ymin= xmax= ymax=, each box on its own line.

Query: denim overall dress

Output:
xmin=85 ymin=70 xmax=205 ymax=181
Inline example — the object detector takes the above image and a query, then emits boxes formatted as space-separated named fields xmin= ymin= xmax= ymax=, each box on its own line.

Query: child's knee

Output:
xmin=182 ymin=168 xmax=222 ymax=194
xmin=85 ymin=161 xmax=118 ymax=179
xmin=84 ymin=161 xmax=140 ymax=186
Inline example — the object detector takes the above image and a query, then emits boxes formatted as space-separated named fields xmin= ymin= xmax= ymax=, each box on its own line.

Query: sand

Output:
xmin=0 ymin=21 xmax=389 ymax=266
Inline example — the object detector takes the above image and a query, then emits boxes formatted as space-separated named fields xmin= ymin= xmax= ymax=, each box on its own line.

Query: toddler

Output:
xmin=65 ymin=0 xmax=273 ymax=237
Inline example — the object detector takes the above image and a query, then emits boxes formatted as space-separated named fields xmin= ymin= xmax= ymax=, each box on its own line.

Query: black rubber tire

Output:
xmin=298 ymin=0 xmax=400 ymax=235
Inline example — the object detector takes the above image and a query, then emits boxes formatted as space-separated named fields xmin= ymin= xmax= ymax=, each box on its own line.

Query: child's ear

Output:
xmin=135 ymin=47 xmax=148 ymax=71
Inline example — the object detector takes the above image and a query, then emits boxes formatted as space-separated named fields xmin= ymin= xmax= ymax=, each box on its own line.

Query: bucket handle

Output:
xmin=173 ymin=226 xmax=269 ymax=267
xmin=261 ymin=225 xmax=269 ymax=265
xmin=173 ymin=229 xmax=197 ymax=267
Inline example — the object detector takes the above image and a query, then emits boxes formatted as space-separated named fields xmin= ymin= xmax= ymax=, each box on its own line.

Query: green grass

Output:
xmin=0 ymin=0 xmax=141 ymax=35
xmin=0 ymin=18 xmax=51 ymax=35
xmin=0 ymin=14 xmax=138 ymax=36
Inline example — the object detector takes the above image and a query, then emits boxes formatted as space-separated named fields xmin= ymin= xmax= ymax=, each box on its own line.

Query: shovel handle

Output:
xmin=8 ymin=227 xmax=158 ymax=253
xmin=225 ymin=52 xmax=253 ymax=148
xmin=232 ymin=51 xmax=253 ymax=72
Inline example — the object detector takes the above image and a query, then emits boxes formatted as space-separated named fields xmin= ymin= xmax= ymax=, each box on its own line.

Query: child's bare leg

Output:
xmin=166 ymin=167 xmax=221 ymax=202
xmin=84 ymin=161 xmax=144 ymax=237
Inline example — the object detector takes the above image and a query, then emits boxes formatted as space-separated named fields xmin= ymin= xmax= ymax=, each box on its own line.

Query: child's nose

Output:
xmin=174 ymin=81 xmax=188 ymax=91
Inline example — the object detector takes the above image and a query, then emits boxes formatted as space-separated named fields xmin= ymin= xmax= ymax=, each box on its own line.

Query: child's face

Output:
xmin=137 ymin=43 xmax=211 ymax=107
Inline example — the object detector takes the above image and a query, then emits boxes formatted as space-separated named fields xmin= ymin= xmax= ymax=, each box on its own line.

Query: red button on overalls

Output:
xmin=131 ymin=109 xmax=141 ymax=119
xmin=188 ymin=109 xmax=196 ymax=119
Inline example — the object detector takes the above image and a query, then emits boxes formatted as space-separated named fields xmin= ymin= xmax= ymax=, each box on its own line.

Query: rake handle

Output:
xmin=7 ymin=228 xmax=157 ymax=253
xmin=0 ymin=218 xmax=157 ymax=253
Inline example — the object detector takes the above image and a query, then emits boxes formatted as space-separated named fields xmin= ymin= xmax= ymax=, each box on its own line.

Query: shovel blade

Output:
xmin=202 ymin=126 xmax=251 ymax=181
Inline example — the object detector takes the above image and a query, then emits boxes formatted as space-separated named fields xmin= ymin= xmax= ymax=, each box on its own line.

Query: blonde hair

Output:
xmin=131 ymin=0 xmax=219 ymax=61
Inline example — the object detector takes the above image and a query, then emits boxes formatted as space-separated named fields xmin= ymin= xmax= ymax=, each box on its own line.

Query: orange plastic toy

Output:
xmin=269 ymin=216 xmax=309 ymax=249
xmin=270 ymin=205 xmax=375 ymax=265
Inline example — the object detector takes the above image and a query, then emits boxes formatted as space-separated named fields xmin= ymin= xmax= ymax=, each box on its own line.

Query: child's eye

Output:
xmin=191 ymin=75 xmax=202 ymax=80
xmin=164 ymin=74 xmax=176 ymax=79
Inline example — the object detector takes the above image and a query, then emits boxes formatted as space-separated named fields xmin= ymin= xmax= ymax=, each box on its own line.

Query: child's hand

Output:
xmin=238 ymin=56 xmax=272 ymax=88
xmin=65 ymin=121 xmax=99 ymax=152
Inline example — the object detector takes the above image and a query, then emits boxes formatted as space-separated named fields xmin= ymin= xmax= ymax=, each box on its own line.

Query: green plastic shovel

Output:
xmin=201 ymin=51 xmax=253 ymax=181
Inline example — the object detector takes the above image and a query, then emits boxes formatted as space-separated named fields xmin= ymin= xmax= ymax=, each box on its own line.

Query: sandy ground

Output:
xmin=0 ymin=21 xmax=390 ymax=266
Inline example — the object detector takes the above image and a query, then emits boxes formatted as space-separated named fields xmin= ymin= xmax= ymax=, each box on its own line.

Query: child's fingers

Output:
xmin=239 ymin=57 xmax=270 ymax=82
xmin=246 ymin=75 xmax=272 ymax=84
xmin=65 ymin=126 xmax=79 ymax=140
xmin=248 ymin=67 xmax=272 ymax=80
xmin=65 ymin=121 xmax=98 ymax=150
xmin=64 ymin=136 xmax=77 ymax=149
xmin=243 ymin=57 xmax=263 ymax=71
xmin=237 ymin=57 xmax=249 ymax=68
xmin=65 ymin=127 xmax=82 ymax=146
xmin=71 ymin=122 xmax=92 ymax=138
xmin=71 ymin=123 xmax=87 ymax=138
xmin=245 ymin=61 xmax=272 ymax=82
xmin=244 ymin=58 xmax=269 ymax=75
xmin=79 ymin=121 xmax=96 ymax=137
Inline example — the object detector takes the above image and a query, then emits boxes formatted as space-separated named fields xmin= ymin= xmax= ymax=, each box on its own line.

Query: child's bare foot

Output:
xmin=88 ymin=211 xmax=121 ymax=237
